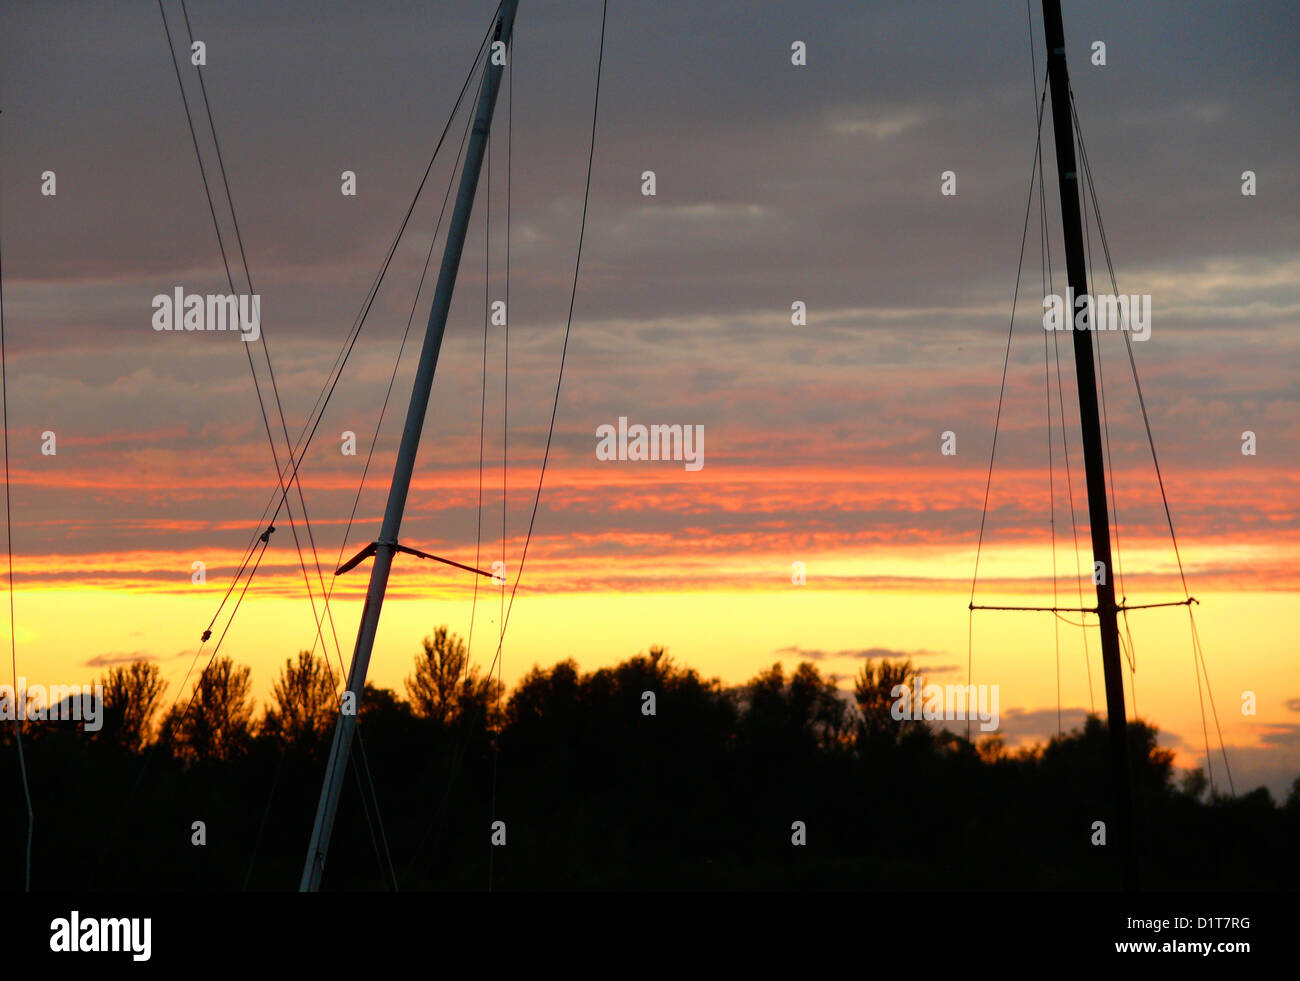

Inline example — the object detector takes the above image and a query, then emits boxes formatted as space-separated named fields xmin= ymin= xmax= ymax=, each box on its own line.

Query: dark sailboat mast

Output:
xmin=1040 ymin=0 xmax=1138 ymax=889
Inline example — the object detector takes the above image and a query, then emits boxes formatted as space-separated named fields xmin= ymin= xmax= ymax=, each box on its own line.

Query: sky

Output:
xmin=0 ymin=0 xmax=1297 ymax=798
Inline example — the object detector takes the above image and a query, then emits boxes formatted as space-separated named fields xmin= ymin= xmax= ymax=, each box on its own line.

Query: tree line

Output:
xmin=2 ymin=628 xmax=1296 ymax=890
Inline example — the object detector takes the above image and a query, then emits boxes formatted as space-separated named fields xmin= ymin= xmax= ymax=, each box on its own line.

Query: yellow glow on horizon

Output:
xmin=9 ymin=582 xmax=1295 ymax=784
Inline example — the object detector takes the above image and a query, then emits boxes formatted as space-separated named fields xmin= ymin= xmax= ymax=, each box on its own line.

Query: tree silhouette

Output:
xmin=159 ymin=656 xmax=255 ymax=762
xmin=4 ymin=635 xmax=1295 ymax=891
xmin=790 ymin=661 xmax=852 ymax=750
xmin=95 ymin=661 xmax=166 ymax=752
xmin=739 ymin=661 xmax=849 ymax=754
xmin=262 ymin=650 xmax=338 ymax=749
xmin=405 ymin=626 xmax=501 ymax=726
xmin=504 ymin=659 xmax=581 ymax=739
xmin=853 ymin=656 xmax=915 ymax=743
xmin=977 ymin=734 xmax=1009 ymax=764
xmin=1179 ymin=766 xmax=1210 ymax=801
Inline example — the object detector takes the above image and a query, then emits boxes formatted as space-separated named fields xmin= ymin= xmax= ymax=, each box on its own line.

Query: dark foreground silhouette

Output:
xmin=3 ymin=630 xmax=1296 ymax=890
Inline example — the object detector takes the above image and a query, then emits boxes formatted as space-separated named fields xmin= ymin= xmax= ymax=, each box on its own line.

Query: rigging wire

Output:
xmin=1051 ymin=332 xmax=1096 ymax=713
xmin=1042 ymin=228 xmax=1062 ymax=736
xmin=91 ymin=4 xmax=292 ymax=876
xmin=490 ymin=47 xmax=513 ymax=893
xmin=0 ymin=117 xmax=34 ymax=892
xmin=1075 ymin=113 xmax=1139 ymax=724
xmin=182 ymin=40 xmax=504 ymax=884
xmin=173 ymin=0 xmax=362 ymax=742
xmin=469 ymin=80 xmax=496 ymax=893
xmin=1190 ymin=608 xmax=1234 ymax=794
xmin=1029 ymin=0 xmax=1060 ymax=738
xmin=966 ymin=76 xmax=1049 ymax=740
xmin=158 ymin=0 xmax=329 ymax=667
xmin=142 ymin=0 xmax=500 ymax=885
xmin=1031 ymin=27 xmax=1062 ymax=738
xmin=268 ymin=32 xmax=485 ymax=680
xmin=1028 ymin=0 xmax=1096 ymax=718
xmin=1041 ymin=133 xmax=1095 ymax=715
xmin=405 ymin=2 xmax=603 ymax=886
xmin=407 ymin=70 xmax=498 ymax=884
xmin=404 ymin=1 xmax=603 ymax=881
xmin=1069 ymin=90 xmax=1233 ymax=793
xmin=1188 ymin=605 xmax=1216 ymax=791
xmin=155 ymin=0 xmax=338 ymax=709
xmin=203 ymin=4 xmax=504 ymax=888
xmin=476 ymin=0 xmax=607 ymax=759
xmin=464 ymin=106 xmax=492 ymax=706
xmin=1069 ymin=93 xmax=1189 ymax=596
xmin=400 ymin=51 xmax=514 ymax=882
xmin=1079 ymin=139 xmax=1139 ymax=706
xmin=244 ymin=93 xmax=476 ymax=887
xmin=492 ymin=47 xmax=512 ymax=890
xmin=241 ymin=18 xmax=495 ymax=890
xmin=195 ymin=2 xmax=503 ymax=643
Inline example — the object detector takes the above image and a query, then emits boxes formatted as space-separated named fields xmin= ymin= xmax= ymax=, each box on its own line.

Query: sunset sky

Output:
xmin=0 ymin=1 xmax=1296 ymax=797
